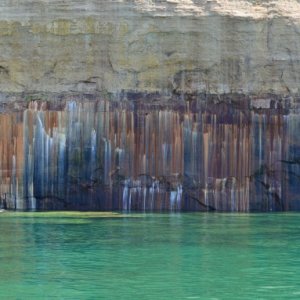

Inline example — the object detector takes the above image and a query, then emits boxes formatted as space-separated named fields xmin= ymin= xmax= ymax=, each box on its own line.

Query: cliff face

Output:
xmin=0 ymin=0 xmax=300 ymax=96
xmin=1 ymin=98 xmax=299 ymax=212
xmin=1 ymin=1 xmax=300 ymax=212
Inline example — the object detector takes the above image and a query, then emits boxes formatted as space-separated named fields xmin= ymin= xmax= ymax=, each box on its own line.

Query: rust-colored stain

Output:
xmin=0 ymin=99 xmax=298 ymax=211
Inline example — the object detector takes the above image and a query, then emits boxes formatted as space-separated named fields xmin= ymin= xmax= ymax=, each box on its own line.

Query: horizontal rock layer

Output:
xmin=0 ymin=0 xmax=299 ymax=96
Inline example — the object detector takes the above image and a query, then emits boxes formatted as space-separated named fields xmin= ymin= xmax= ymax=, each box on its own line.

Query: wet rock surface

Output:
xmin=1 ymin=1 xmax=300 ymax=211
xmin=1 ymin=97 xmax=300 ymax=212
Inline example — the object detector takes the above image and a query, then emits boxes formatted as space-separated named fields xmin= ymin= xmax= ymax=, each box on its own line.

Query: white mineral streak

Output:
xmin=0 ymin=99 xmax=298 ymax=211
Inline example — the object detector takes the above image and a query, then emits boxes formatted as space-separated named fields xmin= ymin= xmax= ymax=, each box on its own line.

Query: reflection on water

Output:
xmin=0 ymin=212 xmax=300 ymax=299
xmin=0 ymin=98 xmax=300 ymax=211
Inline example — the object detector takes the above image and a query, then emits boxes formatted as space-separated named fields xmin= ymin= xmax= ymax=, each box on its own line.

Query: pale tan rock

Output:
xmin=0 ymin=0 xmax=299 ymax=96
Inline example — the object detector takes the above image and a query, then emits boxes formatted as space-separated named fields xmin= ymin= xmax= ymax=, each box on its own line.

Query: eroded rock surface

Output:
xmin=1 ymin=98 xmax=300 ymax=212
xmin=0 ymin=0 xmax=299 ymax=96
xmin=1 ymin=1 xmax=300 ymax=211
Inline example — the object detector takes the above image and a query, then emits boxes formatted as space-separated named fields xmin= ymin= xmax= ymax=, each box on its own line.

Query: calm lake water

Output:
xmin=0 ymin=212 xmax=299 ymax=299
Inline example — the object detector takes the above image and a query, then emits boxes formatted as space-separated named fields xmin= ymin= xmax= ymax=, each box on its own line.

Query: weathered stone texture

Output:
xmin=0 ymin=0 xmax=300 ymax=95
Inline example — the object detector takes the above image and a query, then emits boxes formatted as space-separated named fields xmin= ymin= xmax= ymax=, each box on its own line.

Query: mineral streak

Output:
xmin=0 ymin=98 xmax=299 ymax=212
xmin=1 ymin=1 xmax=300 ymax=211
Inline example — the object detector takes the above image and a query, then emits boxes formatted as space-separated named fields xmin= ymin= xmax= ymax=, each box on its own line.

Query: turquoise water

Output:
xmin=0 ymin=212 xmax=300 ymax=299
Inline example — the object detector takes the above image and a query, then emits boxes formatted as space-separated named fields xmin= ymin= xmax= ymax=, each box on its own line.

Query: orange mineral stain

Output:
xmin=0 ymin=98 xmax=298 ymax=211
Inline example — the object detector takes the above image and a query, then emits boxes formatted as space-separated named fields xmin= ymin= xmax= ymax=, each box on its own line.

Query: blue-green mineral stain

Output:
xmin=0 ymin=97 xmax=299 ymax=211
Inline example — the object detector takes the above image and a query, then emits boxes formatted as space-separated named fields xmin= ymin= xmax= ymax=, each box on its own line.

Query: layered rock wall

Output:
xmin=0 ymin=0 xmax=300 ymax=96
xmin=1 ymin=1 xmax=300 ymax=211
xmin=1 ymin=99 xmax=299 ymax=212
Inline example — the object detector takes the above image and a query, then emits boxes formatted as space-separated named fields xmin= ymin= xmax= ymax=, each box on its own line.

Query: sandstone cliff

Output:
xmin=2 ymin=1 xmax=300 ymax=212
xmin=0 ymin=0 xmax=300 ymax=96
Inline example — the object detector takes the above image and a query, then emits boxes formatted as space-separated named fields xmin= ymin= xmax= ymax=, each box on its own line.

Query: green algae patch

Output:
xmin=0 ymin=211 xmax=142 ymax=219
xmin=0 ymin=211 xmax=144 ymax=225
